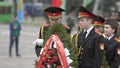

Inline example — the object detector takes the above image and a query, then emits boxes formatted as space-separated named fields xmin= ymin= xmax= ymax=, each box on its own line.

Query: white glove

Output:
xmin=33 ymin=39 xmax=44 ymax=46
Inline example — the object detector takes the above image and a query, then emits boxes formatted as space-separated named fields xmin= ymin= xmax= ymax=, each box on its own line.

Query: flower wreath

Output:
xmin=36 ymin=34 xmax=73 ymax=68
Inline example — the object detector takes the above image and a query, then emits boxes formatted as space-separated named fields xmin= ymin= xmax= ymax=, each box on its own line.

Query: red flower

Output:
xmin=48 ymin=50 xmax=54 ymax=56
xmin=42 ymin=56 xmax=48 ymax=62
xmin=51 ymin=56 xmax=58 ymax=62
xmin=56 ymin=65 xmax=62 ymax=68
xmin=38 ymin=49 xmax=62 ymax=68
xmin=38 ymin=64 xmax=45 ymax=68
xmin=48 ymin=60 xmax=53 ymax=65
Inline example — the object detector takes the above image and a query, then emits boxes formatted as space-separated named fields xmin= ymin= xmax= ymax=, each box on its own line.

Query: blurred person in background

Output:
xmin=9 ymin=16 xmax=21 ymax=57
xmin=67 ymin=12 xmax=75 ymax=32
xmin=94 ymin=16 xmax=106 ymax=51
xmin=94 ymin=16 xmax=105 ymax=33
xmin=94 ymin=16 xmax=110 ymax=68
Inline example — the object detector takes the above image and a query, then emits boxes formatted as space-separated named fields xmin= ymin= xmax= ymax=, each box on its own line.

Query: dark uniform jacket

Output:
xmin=104 ymin=36 xmax=120 ymax=68
xmin=78 ymin=27 xmax=104 ymax=68
xmin=72 ymin=31 xmax=80 ymax=55
xmin=35 ymin=23 xmax=71 ymax=57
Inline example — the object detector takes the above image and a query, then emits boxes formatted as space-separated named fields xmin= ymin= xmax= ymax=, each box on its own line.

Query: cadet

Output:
xmin=33 ymin=7 xmax=71 ymax=57
xmin=94 ymin=16 xmax=105 ymax=33
xmin=104 ymin=19 xmax=120 ymax=68
xmin=94 ymin=16 xmax=110 ymax=68
xmin=77 ymin=6 xmax=104 ymax=68
xmin=94 ymin=16 xmax=106 ymax=50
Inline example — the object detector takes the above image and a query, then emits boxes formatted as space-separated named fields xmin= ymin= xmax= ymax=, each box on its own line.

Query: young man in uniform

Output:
xmin=77 ymin=6 xmax=104 ymax=68
xmin=94 ymin=16 xmax=106 ymax=50
xmin=33 ymin=7 xmax=71 ymax=57
xmin=94 ymin=16 xmax=105 ymax=33
xmin=104 ymin=19 xmax=120 ymax=68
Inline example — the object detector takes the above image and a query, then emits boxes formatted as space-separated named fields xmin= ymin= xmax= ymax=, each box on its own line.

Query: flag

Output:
xmin=51 ymin=0 xmax=66 ymax=9
xmin=82 ymin=0 xmax=93 ymax=7
xmin=16 ymin=0 xmax=24 ymax=23
xmin=51 ymin=0 xmax=66 ymax=24
xmin=61 ymin=0 xmax=66 ymax=9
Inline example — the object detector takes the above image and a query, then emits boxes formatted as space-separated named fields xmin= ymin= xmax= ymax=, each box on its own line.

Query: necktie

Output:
xmin=83 ymin=31 xmax=87 ymax=41
xmin=106 ymin=37 xmax=109 ymax=41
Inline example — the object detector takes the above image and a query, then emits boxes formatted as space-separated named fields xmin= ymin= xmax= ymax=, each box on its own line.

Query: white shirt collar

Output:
xmin=107 ymin=35 xmax=114 ymax=40
xmin=84 ymin=26 xmax=94 ymax=38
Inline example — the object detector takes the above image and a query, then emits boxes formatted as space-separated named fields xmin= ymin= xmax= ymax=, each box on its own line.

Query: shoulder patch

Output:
xmin=114 ymin=37 xmax=120 ymax=42
xmin=95 ymin=29 xmax=102 ymax=35
xmin=117 ymin=48 xmax=120 ymax=55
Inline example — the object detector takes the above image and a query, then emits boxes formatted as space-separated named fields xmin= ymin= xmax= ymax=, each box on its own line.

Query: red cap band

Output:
xmin=94 ymin=21 xmax=104 ymax=26
xmin=79 ymin=12 xmax=95 ymax=18
xmin=48 ymin=12 xmax=62 ymax=17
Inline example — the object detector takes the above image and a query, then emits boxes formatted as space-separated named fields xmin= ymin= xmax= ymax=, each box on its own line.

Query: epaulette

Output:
xmin=40 ymin=23 xmax=50 ymax=38
xmin=114 ymin=37 xmax=120 ymax=42
xmin=95 ymin=29 xmax=102 ymax=35
xmin=43 ymin=23 xmax=50 ymax=27
xmin=63 ymin=25 xmax=70 ymax=29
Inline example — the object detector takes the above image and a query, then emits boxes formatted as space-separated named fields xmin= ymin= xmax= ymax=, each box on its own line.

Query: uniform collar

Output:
xmin=84 ymin=26 xmax=94 ymax=38
xmin=107 ymin=35 xmax=114 ymax=40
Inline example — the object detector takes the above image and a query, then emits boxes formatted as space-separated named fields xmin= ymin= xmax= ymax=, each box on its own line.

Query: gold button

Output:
xmin=82 ymin=48 xmax=83 ymax=50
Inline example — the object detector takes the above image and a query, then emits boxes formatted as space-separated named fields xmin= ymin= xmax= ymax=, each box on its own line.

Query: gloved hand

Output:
xmin=33 ymin=39 xmax=44 ymax=46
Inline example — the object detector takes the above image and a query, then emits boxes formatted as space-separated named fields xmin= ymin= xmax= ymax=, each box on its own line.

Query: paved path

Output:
xmin=0 ymin=23 xmax=77 ymax=68
xmin=0 ymin=24 xmax=39 ymax=68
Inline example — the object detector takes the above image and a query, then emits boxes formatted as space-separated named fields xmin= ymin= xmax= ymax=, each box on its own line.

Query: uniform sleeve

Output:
xmin=35 ymin=26 xmax=44 ymax=57
xmin=71 ymin=34 xmax=80 ymax=55
xmin=117 ymin=44 xmax=120 ymax=65
xmin=112 ymin=43 xmax=120 ymax=68
xmin=93 ymin=35 xmax=104 ymax=68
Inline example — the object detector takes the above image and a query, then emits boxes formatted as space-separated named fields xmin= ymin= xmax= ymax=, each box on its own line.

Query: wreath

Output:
xmin=34 ymin=24 xmax=78 ymax=68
